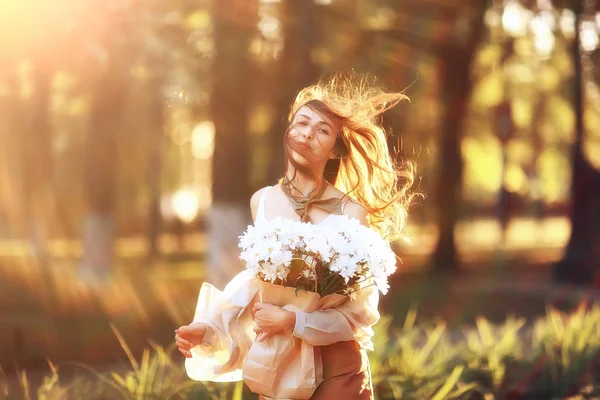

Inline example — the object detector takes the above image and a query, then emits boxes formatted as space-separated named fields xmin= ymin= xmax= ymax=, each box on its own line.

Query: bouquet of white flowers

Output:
xmin=238 ymin=215 xmax=397 ymax=298
xmin=238 ymin=215 xmax=398 ymax=399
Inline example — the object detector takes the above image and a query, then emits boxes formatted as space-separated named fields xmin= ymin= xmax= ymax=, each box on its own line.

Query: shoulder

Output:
xmin=324 ymin=184 xmax=369 ymax=226
xmin=343 ymin=199 xmax=369 ymax=226
xmin=250 ymin=186 xmax=271 ymax=222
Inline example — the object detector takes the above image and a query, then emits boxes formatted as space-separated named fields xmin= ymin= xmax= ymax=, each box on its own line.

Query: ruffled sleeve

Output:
xmin=184 ymin=269 xmax=260 ymax=382
xmin=291 ymin=282 xmax=380 ymax=350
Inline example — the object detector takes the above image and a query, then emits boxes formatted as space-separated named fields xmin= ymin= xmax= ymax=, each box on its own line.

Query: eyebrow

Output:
xmin=295 ymin=114 xmax=334 ymax=130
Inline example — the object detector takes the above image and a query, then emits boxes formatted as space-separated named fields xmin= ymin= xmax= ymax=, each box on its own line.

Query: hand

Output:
xmin=174 ymin=323 xmax=207 ymax=358
xmin=252 ymin=303 xmax=296 ymax=342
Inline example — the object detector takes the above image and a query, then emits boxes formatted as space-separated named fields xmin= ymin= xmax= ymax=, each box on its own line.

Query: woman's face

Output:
xmin=287 ymin=106 xmax=339 ymax=168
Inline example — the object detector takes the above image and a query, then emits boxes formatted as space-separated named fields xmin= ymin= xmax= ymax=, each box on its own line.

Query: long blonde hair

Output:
xmin=285 ymin=73 xmax=417 ymax=241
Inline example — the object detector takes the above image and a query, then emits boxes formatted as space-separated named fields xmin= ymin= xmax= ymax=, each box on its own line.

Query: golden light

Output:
xmin=559 ymin=9 xmax=576 ymax=38
xmin=485 ymin=8 xmax=502 ymax=28
xmin=258 ymin=15 xmax=280 ymax=40
xmin=538 ymin=147 xmax=570 ymax=203
xmin=462 ymin=135 xmax=503 ymax=197
xmin=504 ymin=163 xmax=529 ymax=195
xmin=511 ymin=98 xmax=533 ymax=129
xmin=532 ymin=16 xmax=555 ymax=57
xmin=366 ymin=7 xmax=396 ymax=30
xmin=191 ymin=121 xmax=215 ymax=160
xmin=580 ymin=20 xmax=599 ymax=52
xmin=172 ymin=188 xmax=200 ymax=223
xmin=197 ymin=185 xmax=213 ymax=211
xmin=502 ymin=0 xmax=531 ymax=37
xmin=538 ymin=10 xmax=556 ymax=30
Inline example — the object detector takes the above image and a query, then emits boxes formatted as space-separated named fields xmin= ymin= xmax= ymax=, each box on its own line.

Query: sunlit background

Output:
xmin=1 ymin=0 xmax=599 ymax=387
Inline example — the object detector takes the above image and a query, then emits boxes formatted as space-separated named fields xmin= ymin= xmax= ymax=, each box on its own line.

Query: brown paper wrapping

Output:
xmin=184 ymin=270 xmax=359 ymax=399
xmin=242 ymin=280 xmax=347 ymax=399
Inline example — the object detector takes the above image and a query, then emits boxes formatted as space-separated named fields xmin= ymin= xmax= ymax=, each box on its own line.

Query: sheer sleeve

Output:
xmin=184 ymin=269 xmax=260 ymax=382
xmin=291 ymin=283 xmax=380 ymax=350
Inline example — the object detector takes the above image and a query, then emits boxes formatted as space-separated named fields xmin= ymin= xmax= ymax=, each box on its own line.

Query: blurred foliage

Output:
xmin=1 ymin=0 xmax=600 ymax=240
xmin=3 ymin=305 xmax=600 ymax=399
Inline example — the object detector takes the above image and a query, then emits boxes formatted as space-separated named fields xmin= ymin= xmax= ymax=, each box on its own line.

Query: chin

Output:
xmin=289 ymin=150 xmax=313 ymax=167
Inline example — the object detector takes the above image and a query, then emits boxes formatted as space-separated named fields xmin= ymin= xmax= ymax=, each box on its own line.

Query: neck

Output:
xmin=284 ymin=167 xmax=326 ymax=197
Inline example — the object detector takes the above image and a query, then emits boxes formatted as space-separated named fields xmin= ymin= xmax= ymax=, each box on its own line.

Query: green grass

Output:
xmin=2 ymin=304 xmax=600 ymax=400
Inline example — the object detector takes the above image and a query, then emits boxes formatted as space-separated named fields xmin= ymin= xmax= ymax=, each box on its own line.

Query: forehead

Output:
xmin=294 ymin=106 xmax=336 ymax=127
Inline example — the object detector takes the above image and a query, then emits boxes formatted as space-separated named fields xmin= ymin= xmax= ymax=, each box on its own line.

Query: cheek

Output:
xmin=319 ymin=135 xmax=338 ymax=153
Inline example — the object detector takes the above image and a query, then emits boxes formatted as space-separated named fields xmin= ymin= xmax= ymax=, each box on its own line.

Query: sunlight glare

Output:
xmin=559 ymin=9 xmax=576 ymax=38
xmin=191 ymin=121 xmax=215 ymax=160
xmin=172 ymin=188 xmax=200 ymax=223
xmin=580 ymin=20 xmax=599 ymax=52
xmin=502 ymin=0 xmax=531 ymax=37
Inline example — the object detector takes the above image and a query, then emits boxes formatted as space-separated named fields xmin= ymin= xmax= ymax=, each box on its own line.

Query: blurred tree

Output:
xmin=139 ymin=2 xmax=189 ymax=260
xmin=554 ymin=0 xmax=600 ymax=284
xmin=146 ymin=60 xmax=167 ymax=261
xmin=206 ymin=0 xmax=258 ymax=289
xmin=430 ymin=1 xmax=488 ymax=272
xmin=80 ymin=9 xmax=133 ymax=281
xmin=266 ymin=0 xmax=320 ymax=183
xmin=21 ymin=60 xmax=54 ymax=266
xmin=0 ymin=1 xmax=61 ymax=260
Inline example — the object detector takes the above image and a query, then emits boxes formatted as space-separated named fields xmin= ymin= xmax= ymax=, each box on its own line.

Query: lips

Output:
xmin=294 ymin=141 xmax=311 ymax=150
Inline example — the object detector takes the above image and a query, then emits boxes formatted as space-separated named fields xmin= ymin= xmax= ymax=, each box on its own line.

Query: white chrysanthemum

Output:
xmin=238 ymin=226 xmax=256 ymax=250
xmin=275 ymin=263 xmax=289 ymax=281
xmin=261 ymin=262 xmax=279 ymax=282
xmin=256 ymin=236 xmax=282 ymax=258
xmin=238 ymin=212 xmax=399 ymax=296
xmin=328 ymin=231 xmax=353 ymax=255
xmin=271 ymin=249 xmax=293 ymax=267
xmin=304 ymin=232 xmax=333 ymax=262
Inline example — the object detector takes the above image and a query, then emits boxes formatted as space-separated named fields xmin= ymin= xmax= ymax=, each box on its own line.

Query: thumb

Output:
xmin=178 ymin=323 xmax=206 ymax=336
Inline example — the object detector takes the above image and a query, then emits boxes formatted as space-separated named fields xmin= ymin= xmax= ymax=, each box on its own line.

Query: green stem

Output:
xmin=320 ymin=273 xmax=343 ymax=295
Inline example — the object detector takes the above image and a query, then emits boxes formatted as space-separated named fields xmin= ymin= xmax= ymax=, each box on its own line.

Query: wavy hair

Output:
xmin=282 ymin=73 xmax=418 ymax=241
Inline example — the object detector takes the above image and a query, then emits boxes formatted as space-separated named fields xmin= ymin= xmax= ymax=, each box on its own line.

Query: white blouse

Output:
xmin=185 ymin=187 xmax=381 ymax=383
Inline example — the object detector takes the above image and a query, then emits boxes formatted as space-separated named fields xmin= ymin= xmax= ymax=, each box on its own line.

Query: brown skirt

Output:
xmin=259 ymin=340 xmax=373 ymax=400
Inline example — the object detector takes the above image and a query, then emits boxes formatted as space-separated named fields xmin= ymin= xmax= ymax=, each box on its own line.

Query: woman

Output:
xmin=175 ymin=74 xmax=415 ymax=399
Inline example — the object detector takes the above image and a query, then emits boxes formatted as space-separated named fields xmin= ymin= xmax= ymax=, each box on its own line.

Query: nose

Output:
xmin=300 ymin=124 xmax=314 ymax=140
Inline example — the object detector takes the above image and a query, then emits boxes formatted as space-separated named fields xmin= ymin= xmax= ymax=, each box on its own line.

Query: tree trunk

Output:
xmin=430 ymin=4 xmax=487 ymax=272
xmin=207 ymin=0 xmax=257 ymax=289
xmin=554 ymin=2 xmax=600 ymax=284
xmin=79 ymin=52 xmax=129 ymax=283
xmin=21 ymin=62 xmax=53 ymax=266
xmin=266 ymin=0 xmax=319 ymax=183
xmin=147 ymin=74 xmax=166 ymax=261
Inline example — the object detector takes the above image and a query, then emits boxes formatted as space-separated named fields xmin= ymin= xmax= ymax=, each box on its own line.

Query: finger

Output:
xmin=177 ymin=323 xmax=205 ymax=336
xmin=253 ymin=325 xmax=264 ymax=334
xmin=175 ymin=336 xmax=192 ymax=348
xmin=178 ymin=347 xmax=192 ymax=358
xmin=175 ymin=325 xmax=189 ymax=335
xmin=261 ymin=331 xmax=274 ymax=342
xmin=257 ymin=332 xmax=267 ymax=342
xmin=175 ymin=324 xmax=189 ymax=332
xmin=175 ymin=340 xmax=190 ymax=350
